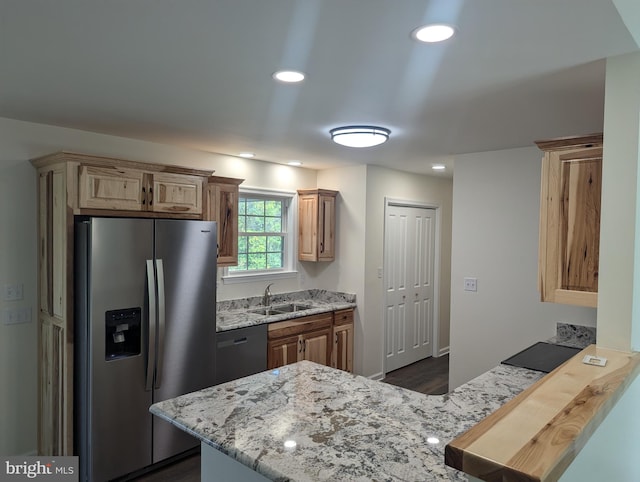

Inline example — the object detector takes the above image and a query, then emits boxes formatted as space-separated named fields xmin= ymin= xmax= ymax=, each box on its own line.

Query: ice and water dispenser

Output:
xmin=105 ymin=308 xmax=142 ymax=360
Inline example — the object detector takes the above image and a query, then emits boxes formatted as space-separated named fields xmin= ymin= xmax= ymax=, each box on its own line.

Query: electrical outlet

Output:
xmin=463 ymin=277 xmax=477 ymax=292
xmin=2 ymin=307 xmax=31 ymax=325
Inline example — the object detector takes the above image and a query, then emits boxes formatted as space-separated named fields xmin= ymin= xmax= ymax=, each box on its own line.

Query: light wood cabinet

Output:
xmin=267 ymin=313 xmax=333 ymax=369
xmin=36 ymin=164 xmax=72 ymax=455
xmin=31 ymin=151 xmax=214 ymax=455
xmin=332 ymin=309 xmax=354 ymax=373
xmin=204 ymin=176 xmax=243 ymax=267
xmin=297 ymin=189 xmax=337 ymax=262
xmin=78 ymin=163 xmax=203 ymax=214
xmin=535 ymin=133 xmax=603 ymax=308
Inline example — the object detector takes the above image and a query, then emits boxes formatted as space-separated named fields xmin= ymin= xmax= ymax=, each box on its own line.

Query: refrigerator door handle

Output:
xmin=146 ymin=259 xmax=157 ymax=392
xmin=155 ymin=258 xmax=166 ymax=389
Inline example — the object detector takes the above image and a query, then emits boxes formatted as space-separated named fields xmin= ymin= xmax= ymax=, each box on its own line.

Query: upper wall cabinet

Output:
xmin=204 ymin=176 xmax=243 ymax=267
xmin=297 ymin=189 xmax=338 ymax=262
xmin=78 ymin=161 xmax=205 ymax=215
xmin=535 ymin=133 xmax=603 ymax=308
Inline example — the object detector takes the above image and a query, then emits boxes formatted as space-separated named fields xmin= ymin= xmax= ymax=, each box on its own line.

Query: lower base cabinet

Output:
xmin=267 ymin=313 xmax=333 ymax=369
xmin=267 ymin=309 xmax=354 ymax=372
xmin=332 ymin=309 xmax=354 ymax=373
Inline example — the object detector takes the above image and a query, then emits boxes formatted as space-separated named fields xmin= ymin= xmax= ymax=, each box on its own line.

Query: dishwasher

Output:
xmin=215 ymin=324 xmax=268 ymax=384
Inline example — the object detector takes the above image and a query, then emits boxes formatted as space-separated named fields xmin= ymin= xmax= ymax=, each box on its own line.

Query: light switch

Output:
xmin=2 ymin=283 xmax=23 ymax=301
xmin=463 ymin=277 xmax=477 ymax=292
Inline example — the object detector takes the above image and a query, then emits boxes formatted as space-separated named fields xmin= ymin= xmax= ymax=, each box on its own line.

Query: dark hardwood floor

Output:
xmin=381 ymin=354 xmax=449 ymax=395
xmin=134 ymin=355 xmax=449 ymax=481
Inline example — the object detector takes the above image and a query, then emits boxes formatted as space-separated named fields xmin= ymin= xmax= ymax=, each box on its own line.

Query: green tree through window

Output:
xmin=230 ymin=196 xmax=286 ymax=272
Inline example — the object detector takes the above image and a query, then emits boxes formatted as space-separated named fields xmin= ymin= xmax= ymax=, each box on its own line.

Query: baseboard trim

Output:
xmin=368 ymin=372 xmax=384 ymax=381
xmin=438 ymin=346 xmax=450 ymax=357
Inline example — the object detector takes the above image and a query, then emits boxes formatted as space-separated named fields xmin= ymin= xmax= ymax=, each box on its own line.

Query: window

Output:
xmin=225 ymin=189 xmax=296 ymax=282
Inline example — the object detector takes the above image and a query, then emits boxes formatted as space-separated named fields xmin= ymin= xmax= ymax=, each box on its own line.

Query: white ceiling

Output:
xmin=0 ymin=0 xmax=637 ymax=176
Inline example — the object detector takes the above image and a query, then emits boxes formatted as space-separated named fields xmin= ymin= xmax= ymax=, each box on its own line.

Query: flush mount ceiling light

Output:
xmin=413 ymin=24 xmax=455 ymax=43
xmin=238 ymin=152 xmax=255 ymax=158
xmin=330 ymin=125 xmax=391 ymax=148
xmin=272 ymin=70 xmax=306 ymax=83
xmin=432 ymin=164 xmax=446 ymax=171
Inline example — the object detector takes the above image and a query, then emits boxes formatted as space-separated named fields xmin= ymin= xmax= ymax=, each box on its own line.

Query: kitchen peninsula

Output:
xmin=150 ymin=360 xmax=544 ymax=481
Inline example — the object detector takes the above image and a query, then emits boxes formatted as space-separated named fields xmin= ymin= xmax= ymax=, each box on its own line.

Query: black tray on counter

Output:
xmin=501 ymin=341 xmax=582 ymax=373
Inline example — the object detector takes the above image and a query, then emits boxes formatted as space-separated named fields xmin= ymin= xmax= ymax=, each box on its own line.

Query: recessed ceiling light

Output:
xmin=432 ymin=164 xmax=446 ymax=171
xmin=238 ymin=152 xmax=255 ymax=158
xmin=287 ymin=160 xmax=303 ymax=166
xmin=330 ymin=125 xmax=391 ymax=148
xmin=272 ymin=70 xmax=306 ymax=83
xmin=413 ymin=24 xmax=455 ymax=43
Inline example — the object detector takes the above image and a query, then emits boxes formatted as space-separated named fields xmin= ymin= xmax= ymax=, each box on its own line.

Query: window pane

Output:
xmin=246 ymin=216 xmax=265 ymax=232
xmin=265 ymin=217 xmax=282 ymax=232
xmin=238 ymin=236 xmax=247 ymax=254
xmin=238 ymin=215 xmax=246 ymax=232
xmin=247 ymin=236 xmax=266 ymax=253
xmin=246 ymin=200 xmax=264 ymax=216
xmin=267 ymin=252 xmax=283 ymax=269
xmin=238 ymin=200 xmax=246 ymax=216
xmin=236 ymin=254 xmax=247 ymax=270
xmin=265 ymin=200 xmax=282 ymax=217
xmin=267 ymin=236 xmax=283 ymax=252
xmin=248 ymin=253 xmax=266 ymax=270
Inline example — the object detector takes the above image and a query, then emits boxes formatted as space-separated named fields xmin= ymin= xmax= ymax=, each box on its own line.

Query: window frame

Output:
xmin=222 ymin=187 xmax=297 ymax=284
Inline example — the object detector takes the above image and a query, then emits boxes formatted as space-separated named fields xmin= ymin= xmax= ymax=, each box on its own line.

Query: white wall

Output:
xmin=0 ymin=158 xmax=37 ymax=455
xmin=364 ymin=165 xmax=453 ymax=379
xmin=449 ymin=146 xmax=597 ymax=389
xmin=316 ymin=166 xmax=368 ymax=374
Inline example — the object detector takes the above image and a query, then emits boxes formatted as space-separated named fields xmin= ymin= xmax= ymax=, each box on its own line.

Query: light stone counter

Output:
xmin=216 ymin=289 xmax=356 ymax=332
xmin=150 ymin=361 xmax=543 ymax=481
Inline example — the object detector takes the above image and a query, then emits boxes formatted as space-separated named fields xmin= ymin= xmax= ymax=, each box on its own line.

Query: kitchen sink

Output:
xmin=248 ymin=303 xmax=313 ymax=316
xmin=272 ymin=303 xmax=313 ymax=313
xmin=248 ymin=307 xmax=282 ymax=316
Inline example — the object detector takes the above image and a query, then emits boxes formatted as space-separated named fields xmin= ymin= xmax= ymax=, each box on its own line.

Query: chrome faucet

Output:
xmin=263 ymin=283 xmax=274 ymax=307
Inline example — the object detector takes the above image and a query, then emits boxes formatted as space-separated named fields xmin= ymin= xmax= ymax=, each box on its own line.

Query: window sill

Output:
xmin=221 ymin=270 xmax=298 ymax=285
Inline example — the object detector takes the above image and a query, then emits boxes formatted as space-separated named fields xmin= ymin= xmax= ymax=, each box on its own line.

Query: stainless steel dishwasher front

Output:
xmin=215 ymin=324 xmax=268 ymax=384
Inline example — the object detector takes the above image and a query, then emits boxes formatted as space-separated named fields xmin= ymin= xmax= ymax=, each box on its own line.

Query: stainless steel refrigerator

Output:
xmin=74 ymin=217 xmax=217 ymax=481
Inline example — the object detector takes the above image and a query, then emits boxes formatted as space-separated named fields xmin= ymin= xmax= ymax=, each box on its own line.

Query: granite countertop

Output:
xmin=150 ymin=361 xmax=543 ymax=481
xmin=216 ymin=289 xmax=357 ymax=332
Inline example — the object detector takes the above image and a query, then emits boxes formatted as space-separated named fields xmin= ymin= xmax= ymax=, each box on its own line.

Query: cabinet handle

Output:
xmin=149 ymin=187 xmax=153 ymax=206
xmin=142 ymin=186 xmax=146 ymax=205
xmin=320 ymin=241 xmax=324 ymax=253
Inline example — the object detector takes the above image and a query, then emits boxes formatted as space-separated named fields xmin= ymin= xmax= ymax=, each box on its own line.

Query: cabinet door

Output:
xmin=38 ymin=167 xmax=72 ymax=455
xmin=267 ymin=335 xmax=301 ymax=369
xmin=298 ymin=194 xmax=318 ymax=261
xmin=301 ymin=327 xmax=332 ymax=366
xmin=78 ymin=165 xmax=145 ymax=211
xmin=151 ymin=172 xmax=203 ymax=215
xmin=333 ymin=323 xmax=354 ymax=373
xmin=540 ymin=147 xmax=601 ymax=307
xmin=317 ymin=194 xmax=335 ymax=261
xmin=215 ymin=183 xmax=239 ymax=266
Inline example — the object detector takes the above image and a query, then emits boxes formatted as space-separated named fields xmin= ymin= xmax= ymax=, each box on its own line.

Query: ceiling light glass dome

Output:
xmin=330 ymin=126 xmax=391 ymax=148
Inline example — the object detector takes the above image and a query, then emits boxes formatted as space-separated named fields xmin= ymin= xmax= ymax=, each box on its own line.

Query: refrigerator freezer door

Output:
xmin=152 ymin=219 xmax=217 ymax=462
xmin=81 ymin=218 xmax=155 ymax=481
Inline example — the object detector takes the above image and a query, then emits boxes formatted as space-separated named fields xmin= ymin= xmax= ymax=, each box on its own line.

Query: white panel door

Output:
xmin=384 ymin=204 xmax=436 ymax=372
